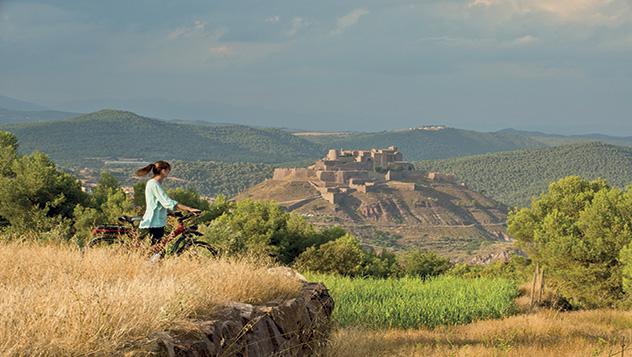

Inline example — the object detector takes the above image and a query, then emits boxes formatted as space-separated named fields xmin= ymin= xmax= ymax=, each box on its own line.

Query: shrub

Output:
xmin=449 ymin=255 xmax=531 ymax=281
xmin=294 ymin=234 xmax=398 ymax=277
xmin=397 ymin=249 xmax=453 ymax=279
xmin=202 ymin=199 xmax=340 ymax=263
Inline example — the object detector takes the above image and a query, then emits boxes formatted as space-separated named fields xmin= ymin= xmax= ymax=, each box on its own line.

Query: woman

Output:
xmin=136 ymin=161 xmax=200 ymax=245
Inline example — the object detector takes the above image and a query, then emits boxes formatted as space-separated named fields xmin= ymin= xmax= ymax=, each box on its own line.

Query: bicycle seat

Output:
xmin=118 ymin=215 xmax=142 ymax=224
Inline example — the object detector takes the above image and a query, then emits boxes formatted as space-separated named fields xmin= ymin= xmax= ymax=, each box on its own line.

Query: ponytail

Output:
xmin=135 ymin=163 xmax=155 ymax=177
xmin=136 ymin=161 xmax=171 ymax=177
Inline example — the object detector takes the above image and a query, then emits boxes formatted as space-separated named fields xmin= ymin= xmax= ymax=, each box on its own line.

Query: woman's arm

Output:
xmin=175 ymin=203 xmax=201 ymax=214
xmin=152 ymin=181 xmax=201 ymax=214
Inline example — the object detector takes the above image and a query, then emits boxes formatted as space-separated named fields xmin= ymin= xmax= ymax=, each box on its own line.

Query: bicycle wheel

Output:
xmin=178 ymin=240 xmax=218 ymax=258
xmin=88 ymin=236 xmax=124 ymax=248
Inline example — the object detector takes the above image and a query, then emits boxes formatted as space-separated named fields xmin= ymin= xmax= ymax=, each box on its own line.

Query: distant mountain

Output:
xmin=300 ymin=127 xmax=546 ymax=161
xmin=0 ymin=107 xmax=78 ymax=124
xmin=1 ymin=109 xmax=324 ymax=164
xmin=416 ymin=142 xmax=632 ymax=208
xmin=498 ymin=128 xmax=632 ymax=147
xmin=0 ymin=95 xmax=48 ymax=111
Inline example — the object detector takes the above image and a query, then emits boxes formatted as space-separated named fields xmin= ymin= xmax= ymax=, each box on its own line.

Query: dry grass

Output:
xmin=326 ymin=309 xmax=632 ymax=357
xmin=0 ymin=241 xmax=302 ymax=356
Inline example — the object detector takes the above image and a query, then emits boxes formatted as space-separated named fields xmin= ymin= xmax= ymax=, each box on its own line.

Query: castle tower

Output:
xmin=327 ymin=149 xmax=338 ymax=161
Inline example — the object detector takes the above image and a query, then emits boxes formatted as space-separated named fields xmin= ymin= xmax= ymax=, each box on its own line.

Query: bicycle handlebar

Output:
xmin=169 ymin=211 xmax=199 ymax=223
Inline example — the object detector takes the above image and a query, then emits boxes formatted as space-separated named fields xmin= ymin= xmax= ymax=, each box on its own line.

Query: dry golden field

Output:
xmin=0 ymin=242 xmax=302 ymax=356
xmin=327 ymin=309 xmax=632 ymax=357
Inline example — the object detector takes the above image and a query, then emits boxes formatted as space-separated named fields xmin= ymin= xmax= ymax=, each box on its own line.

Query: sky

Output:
xmin=1 ymin=0 xmax=631 ymax=134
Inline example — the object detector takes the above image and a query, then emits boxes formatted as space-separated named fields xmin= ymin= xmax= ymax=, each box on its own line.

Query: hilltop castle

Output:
xmin=273 ymin=146 xmax=456 ymax=204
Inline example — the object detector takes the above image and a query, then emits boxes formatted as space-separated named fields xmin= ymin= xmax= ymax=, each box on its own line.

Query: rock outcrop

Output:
xmin=153 ymin=282 xmax=334 ymax=357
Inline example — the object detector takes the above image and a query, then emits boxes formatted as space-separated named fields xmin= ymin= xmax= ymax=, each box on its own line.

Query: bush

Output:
xmin=167 ymin=187 xmax=210 ymax=211
xmin=449 ymin=255 xmax=531 ymax=281
xmin=293 ymin=234 xmax=398 ymax=277
xmin=202 ymin=199 xmax=340 ymax=263
xmin=397 ymin=249 xmax=453 ymax=279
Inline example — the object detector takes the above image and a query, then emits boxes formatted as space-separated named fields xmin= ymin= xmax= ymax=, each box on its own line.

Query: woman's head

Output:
xmin=136 ymin=160 xmax=171 ymax=178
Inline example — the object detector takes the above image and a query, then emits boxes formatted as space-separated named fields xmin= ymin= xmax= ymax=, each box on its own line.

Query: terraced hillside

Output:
xmin=240 ymin=178 xmax=511 ymax=260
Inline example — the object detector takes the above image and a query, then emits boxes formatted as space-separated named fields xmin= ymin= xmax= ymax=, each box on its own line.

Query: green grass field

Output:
xmin=307 ymin=274 xmax=519 ymax=329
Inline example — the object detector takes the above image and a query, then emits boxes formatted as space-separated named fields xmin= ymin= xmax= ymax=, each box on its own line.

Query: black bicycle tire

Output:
xmin=178 ymin=240 xmax=218 ymax=257
xmin=88 ymin=236 xmax=123 ymax=248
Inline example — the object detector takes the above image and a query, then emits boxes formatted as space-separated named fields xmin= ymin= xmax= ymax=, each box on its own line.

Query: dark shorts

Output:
xmin=140 ymin=227 xmax=165 ymax=245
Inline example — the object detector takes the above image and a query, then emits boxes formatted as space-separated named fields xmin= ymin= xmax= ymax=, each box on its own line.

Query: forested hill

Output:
xmin=416 ymin=142 xmax=632 ymax=208
xmin=0 ymin=107 xmax=78 ymax=124
xmin=300 ymin=127 xmax=546 ymax=161
xmin=498 ymin=128 xmax=632 ymax=147
xmin=1 ymin=109 xmax=324 ymax=164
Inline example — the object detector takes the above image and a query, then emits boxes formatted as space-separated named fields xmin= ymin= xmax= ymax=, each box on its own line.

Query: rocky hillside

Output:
xmin=239 ymin=178 xmax=511 ymax=259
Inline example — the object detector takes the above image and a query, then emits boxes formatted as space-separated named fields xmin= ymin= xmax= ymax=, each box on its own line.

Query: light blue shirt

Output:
xmin=139 ymin=178 xmax=178 ymax=228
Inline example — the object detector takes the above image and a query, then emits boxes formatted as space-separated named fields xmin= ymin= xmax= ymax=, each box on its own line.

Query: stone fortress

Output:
xmin=273 ymin=146 xmax=456 ymax=204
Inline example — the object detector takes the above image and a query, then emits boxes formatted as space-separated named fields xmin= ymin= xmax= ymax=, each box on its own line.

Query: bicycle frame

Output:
xmin=151 ymin=212 xmax=199 ymax=255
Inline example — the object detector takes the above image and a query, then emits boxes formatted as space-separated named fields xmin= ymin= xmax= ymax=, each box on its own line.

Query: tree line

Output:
xmin=6 ymin=129 xmax=632 ymax=310
xmin=416 ymin=142 xmax=632 ymax=207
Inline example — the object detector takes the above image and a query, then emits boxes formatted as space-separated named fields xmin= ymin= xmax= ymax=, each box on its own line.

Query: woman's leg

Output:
xmin=148 ymin=227 xmax=165 ymax=245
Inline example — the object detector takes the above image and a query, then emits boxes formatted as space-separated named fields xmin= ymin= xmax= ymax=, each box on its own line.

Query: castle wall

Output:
xmin=321 ymin=191 xmax=342 ymax=204
xmin=336 ymin=170 xmax=369 ymax=184
xmin=428 ymin=172 xmax=457 ymax=183
xmin=322 ymin=160 xmax=372 ymax=172
xmin=387 ymin=181 xmax=417 ymax=191
xmin=317 ymin=170 xmax=336 ymax=182
xmin=386 ymin=170 xmax=426 ymax=181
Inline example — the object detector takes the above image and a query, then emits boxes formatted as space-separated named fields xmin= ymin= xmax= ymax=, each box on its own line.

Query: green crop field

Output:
xmin=307 ymin=274 xmax=519 ymax=329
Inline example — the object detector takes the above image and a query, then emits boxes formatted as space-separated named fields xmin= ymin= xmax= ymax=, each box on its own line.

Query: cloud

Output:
xmin=331 ymin=8 xmax=370 ymax=35
xmin=468 ymin=0 xmax=494 ymax=8
xmin=510 ymin=35 xmax=539 ymax=46
xmin=208 ymin=45 xmax=233 ymax=57
xmin=466 ymin=0 xmax=631 ymax=26
xmin=286 ymin=17 xmax=309 ymax=37
xmin=265 ymin=16 xmax=280 ymax=23
xmin=167 ymin=20 xmax=220 ymax=40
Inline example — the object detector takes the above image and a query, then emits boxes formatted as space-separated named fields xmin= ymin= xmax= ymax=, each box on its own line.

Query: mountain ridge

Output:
xmin=1 ymin=109 xmax=324 ymax=164
xmin=416 ymin=142 xmax=632 ymax=207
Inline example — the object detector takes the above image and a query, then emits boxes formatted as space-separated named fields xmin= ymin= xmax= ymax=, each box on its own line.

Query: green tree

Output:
xmin=132 ymin=181 xmax=146 ymax=208
xmin=0 ymin=151 xmax=87 ymax=232
xmin=0 ymin=131 xmax=18 ymax=177
xmin=398 ymin=249 xmax=453 ymax=279
xmin=92 ymin=172 xmax=121 ymax=207
xmin=508 ymin=176 xmax=632 ymax=308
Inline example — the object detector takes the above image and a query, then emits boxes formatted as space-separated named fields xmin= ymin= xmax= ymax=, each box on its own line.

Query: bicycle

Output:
xmin=88 ymin=212 xmax=217 ymax=258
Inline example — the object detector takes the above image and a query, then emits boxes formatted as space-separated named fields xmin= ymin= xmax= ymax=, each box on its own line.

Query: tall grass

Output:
xmin=308 ymin=274 xmax=519 ymax=329
xmin=327 ymin=310 xmax=632 ymax=357
xmin=0 ymin=242 xmax=302 ymax=355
